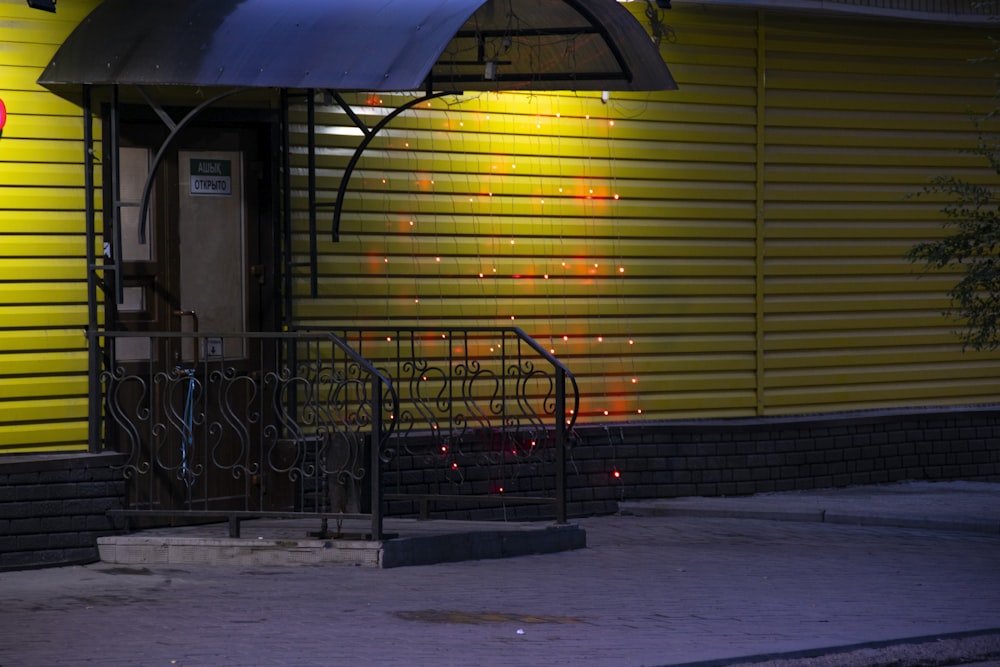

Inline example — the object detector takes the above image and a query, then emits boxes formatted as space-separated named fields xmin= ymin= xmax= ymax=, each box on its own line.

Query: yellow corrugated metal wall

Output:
xmin=290 ymin=4 xmax=997 ymax=422
xmin=760 ymin=12 xmax=999 ymax=413
xmin=0 ymin=0 xmax=100 ymax=452
xmin=1 ymin=1 xmax=996 ymax=453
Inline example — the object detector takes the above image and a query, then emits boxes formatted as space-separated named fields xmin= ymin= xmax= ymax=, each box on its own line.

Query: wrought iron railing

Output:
xmin=302 ymin=327 xmax=580 ymax=523
xmin=96 ymin=331 xmax=395 ymax=538
xmin=96 ymin=327 xmax=578 ymax=536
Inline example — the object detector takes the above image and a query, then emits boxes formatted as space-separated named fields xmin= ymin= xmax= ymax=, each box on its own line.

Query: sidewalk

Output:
xmin=0 ymin=480 xmax=998 ymax=666
xmin=619 ymin=480 xmax=1000 ymax=535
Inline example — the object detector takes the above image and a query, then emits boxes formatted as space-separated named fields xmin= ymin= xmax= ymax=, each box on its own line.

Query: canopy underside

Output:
xmin=39 ymin=0 xmax=677 ymax=100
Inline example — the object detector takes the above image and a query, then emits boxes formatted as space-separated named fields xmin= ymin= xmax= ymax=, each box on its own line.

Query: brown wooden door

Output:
xmin=106 ymin=119 xmax=282 ymax=515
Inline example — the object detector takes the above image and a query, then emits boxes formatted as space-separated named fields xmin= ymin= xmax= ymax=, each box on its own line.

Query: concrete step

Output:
xmin=97 ymin=518 xmax=586 ymax=568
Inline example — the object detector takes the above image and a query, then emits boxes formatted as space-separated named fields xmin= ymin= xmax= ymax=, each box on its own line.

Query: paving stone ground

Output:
xmin=2 ymin=504 xmax=999 ymax=666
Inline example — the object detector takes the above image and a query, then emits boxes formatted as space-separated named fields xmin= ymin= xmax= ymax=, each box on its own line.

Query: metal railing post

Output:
xmin=370 ymin=374 xmax=384 ymax=540
xmin=555 ymin=369 xmax=567 ymax=524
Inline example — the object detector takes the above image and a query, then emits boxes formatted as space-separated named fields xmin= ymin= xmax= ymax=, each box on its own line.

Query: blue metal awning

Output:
xmin=39 ymin=0 xmax=677 ymax=97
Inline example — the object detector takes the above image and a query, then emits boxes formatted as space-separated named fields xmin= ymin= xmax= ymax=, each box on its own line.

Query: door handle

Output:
xmin=250 ymin=264 xmax=265 ymax=285
xmin=173 ymin=309 xmax=199 ymax=332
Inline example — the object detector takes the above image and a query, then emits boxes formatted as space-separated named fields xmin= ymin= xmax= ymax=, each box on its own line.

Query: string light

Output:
xmin=358 ymin=91 xmax=653 ymax=423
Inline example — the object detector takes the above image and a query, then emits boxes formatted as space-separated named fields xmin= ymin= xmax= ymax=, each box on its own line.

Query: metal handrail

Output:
xmin=301 ymin=325 xmax=578 ymax=425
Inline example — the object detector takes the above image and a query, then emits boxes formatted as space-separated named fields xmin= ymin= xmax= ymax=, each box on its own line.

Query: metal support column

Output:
xmin=307 ymin=89 xmax=318 ymax=297
xmin=280 ymin=89 xmax=293 ymax=326
xmin=83 ymin=85 xmax=101 ymax=452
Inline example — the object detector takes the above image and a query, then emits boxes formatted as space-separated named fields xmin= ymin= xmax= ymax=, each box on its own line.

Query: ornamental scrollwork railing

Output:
xmin=304 ymin=327 xmax=579 ymax=522
xmin=96 ymin=327 xmax=577 ymax=533
xmin=96 ymin=330 xmax=396 ymax=538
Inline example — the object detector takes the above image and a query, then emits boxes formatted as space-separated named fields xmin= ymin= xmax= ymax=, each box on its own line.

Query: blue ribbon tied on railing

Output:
xmin=180 ymin=367 xmax=196 ymax=488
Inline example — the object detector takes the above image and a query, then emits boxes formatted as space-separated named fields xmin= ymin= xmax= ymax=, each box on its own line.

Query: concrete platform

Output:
xmin=97 ymin=517 xmax=586 ymax=568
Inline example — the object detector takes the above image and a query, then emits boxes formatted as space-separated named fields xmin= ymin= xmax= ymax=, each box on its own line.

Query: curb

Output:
xmin=619 ymin=502 xmax=1000 ymax=535
xmin=657 ymin=627 xmax=1000 ymax=667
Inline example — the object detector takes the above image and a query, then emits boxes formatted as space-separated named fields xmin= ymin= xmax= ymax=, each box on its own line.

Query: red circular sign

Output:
xmin=0 ymin=98 xmax=6 ymax=131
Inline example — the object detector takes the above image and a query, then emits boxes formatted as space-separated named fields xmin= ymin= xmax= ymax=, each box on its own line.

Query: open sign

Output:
xmin=0 ymin=98 xmax=6 ymax=131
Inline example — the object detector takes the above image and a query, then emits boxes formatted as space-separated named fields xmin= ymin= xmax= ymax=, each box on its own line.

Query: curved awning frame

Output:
xmin=132 ymin=87 xmax=246 ymax=247
xmin=110 ymin=84 xmax=464 ymax=303
xmin=325 ymin=90 xmax=455 ymax=244
xmin=126 ymin=83 xmax=446 ymax=247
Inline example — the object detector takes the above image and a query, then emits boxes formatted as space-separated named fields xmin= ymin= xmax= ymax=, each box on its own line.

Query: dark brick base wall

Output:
xmin=567 ymin=406 xmax=1000 ymax=516
xmin=385 ymin=406 xmax=1000 ymax=521
xmin=2 ymin=407 xmax=998 ymax=569
xmin=0 ymin=453 xmax=125 ymax=571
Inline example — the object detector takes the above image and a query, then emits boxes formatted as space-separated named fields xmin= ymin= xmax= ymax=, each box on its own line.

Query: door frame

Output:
xmin=100 ymin=105 xmax=282 ymax=512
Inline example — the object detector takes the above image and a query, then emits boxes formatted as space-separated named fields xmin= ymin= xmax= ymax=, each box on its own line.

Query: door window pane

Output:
xmin=119 ymin=146 xmax=154 ymax=262
xmin=118 ymin=286 xmax=146 ymax=313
